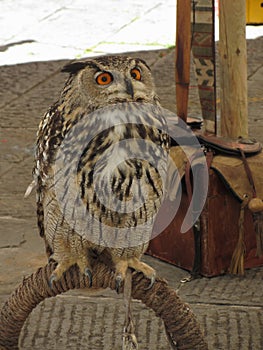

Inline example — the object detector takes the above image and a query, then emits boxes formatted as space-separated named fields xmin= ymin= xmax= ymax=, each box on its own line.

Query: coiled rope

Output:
xmin=0 ymin=257 xmax=208 ymax=350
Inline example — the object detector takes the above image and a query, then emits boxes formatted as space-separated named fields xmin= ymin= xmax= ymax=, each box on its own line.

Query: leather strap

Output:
xmin=239 ymin=148 xmax=257 ymax=198
xmin=184 ymin=149 xmax=212 ymax=276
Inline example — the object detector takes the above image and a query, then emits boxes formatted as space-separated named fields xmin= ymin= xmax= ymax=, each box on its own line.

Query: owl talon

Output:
xmin=115 ymin=275 xmax=123 ymax=294
xmin=84 ymin=268 xmax=93 ymax=287
xmin=145 ymin=273 xmax=156 ymax=290
xmin=49 ymin=273 xmax=57 ymax=288
xmin=48 ymin=254 xmax=55 ymax=263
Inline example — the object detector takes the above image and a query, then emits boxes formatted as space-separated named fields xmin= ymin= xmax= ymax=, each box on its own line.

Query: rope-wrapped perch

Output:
xmin=0 ymin=260 xmax=208 ymax=350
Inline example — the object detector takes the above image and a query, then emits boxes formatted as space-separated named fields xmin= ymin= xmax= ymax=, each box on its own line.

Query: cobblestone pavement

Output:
xmin=0 ymin=2 xmax=263 ymax=349
xmin=0 ymin=0 xmax=176 ymax=65
xmin=0 ymin=0 xmax=262 ymax=65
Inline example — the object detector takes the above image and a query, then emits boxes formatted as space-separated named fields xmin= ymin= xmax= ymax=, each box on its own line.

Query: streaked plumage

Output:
xmin=31 ymin=55 xmax=170 ymax=288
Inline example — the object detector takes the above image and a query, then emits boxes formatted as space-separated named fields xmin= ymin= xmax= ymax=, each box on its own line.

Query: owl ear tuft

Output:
xmin=61 ymin=61 xmax=90 ymax=74
xmin=134 ymin=58 xmax=151 ymax=71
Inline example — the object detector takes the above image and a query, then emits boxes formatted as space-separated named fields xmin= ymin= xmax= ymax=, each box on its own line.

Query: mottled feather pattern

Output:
xmin=33 ymin=55 xmax=170 ymax=285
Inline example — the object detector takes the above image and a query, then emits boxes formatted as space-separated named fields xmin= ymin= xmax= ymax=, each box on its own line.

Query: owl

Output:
xmin=29 ymin=55 xmax=170 ymax=290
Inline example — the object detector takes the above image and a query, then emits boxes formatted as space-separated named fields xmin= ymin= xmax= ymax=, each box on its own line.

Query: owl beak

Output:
xmin=125 ymin=78 xmax=134 ymax=99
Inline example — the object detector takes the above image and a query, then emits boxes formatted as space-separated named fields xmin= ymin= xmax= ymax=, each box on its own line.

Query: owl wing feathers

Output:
xmin=34 ymin=104 xmax=170 ymax=250
xmin=30 ymin=56 xmax=172 ymax=289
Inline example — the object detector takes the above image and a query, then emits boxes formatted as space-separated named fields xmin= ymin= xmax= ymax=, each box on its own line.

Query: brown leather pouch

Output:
xmin=147 ymin=144 xmax=263 ymax=276
xmin=211 ymin=153 xmax=263 ymax=273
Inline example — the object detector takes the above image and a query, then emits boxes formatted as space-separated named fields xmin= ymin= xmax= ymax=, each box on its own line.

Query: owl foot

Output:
xmin=49 ymin=273 xmax=58 ymax=288
xmin=48 ymin=254 xmax=56 ymax=263
xmin=114 ymin=257 xmax=156 ymax=293
xmin=115 ymin=274 xmax=123 ymax=294
xmin=114 ymin=259 xmax=128 ymax=293
xmin=48 ymin=257 xmax=93 ymax=288
xmin=84 ymin=268 xmax=93 ymax=287
xmin=49 ymin=260 xmax=73 ymax=288
xmin=144 ymin=273 xmax=156 ymax=290
xmin=127 ymin=257 xmax=156 ymax=290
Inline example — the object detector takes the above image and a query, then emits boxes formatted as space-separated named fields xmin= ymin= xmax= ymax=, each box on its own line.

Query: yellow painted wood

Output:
xmin=246 ymin=0 xmax=263 ymax=24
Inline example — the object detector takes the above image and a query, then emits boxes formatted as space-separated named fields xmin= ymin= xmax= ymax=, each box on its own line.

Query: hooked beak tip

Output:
xmin=125 ymin=79 xmax=134 ymax=99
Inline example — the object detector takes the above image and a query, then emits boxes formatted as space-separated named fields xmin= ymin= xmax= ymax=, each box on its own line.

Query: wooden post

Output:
xmin=219 ymin=0 xmax=248 ymax=138
xmin=175 ymin=0 xmax=191 ymax=122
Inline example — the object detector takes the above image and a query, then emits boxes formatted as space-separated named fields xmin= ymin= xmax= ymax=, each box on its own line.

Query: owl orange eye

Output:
xmin=130 ymin=68 xmax=141 ymax=81
xmin=95 ymin=72 xmax=113 ymax=85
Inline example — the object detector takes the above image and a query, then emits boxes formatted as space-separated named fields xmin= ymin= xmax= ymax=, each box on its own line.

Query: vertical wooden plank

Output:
xmin=175 ymin=0 xmax=191 ymax=122
xmin=219 ymin=0 xmax=248 ymax=138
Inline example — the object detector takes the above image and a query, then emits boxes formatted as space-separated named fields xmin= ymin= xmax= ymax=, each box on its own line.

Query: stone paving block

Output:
xmin=0 ymin=218 xmax=46 ymax=295
xmin=0 ymin=193 xmax=35 ymax=219
xmin=0 ymin=217 xmax=26 ymax=248
xmin=121 ymin=49 xmax=171 ymax=69
xmin=0 ymin=160 xmax=34 ymax=194
xmin=66 ymin=0 xmax=159 ymax=13
xmin=0 ymin=0 xmax=73 ymax=41
xmin=246 ymin=66 xmax=263 ymax=143
xmin=248 ymin=121 xmax=263 ymax=143
xmin=17 ymin=294 xmax=263 ymax=350
xmin=246 ymin=36 xmax=263 ymax=78
xmin=14 ymin=8 xmax=109 ymax=49
xmin=177 ymin=266 xmax=263 ymax=307
xmin=0 ymin=42 xmax=85 ymax=66
xmin=0 ymin=250 xmax=46 ymax=295
xmin=108 ymin=2 xmax=175 ymax=47
xmin=0 ymin=60 xmax=66 ymax=106
xmin=151 ymin=50 xmax=176 ymax=112
xmin=9 ymin=1 xmax=175 ymax=59
xmin=151 ymin=49 xmax=202 ymax=116
xmin=192 ymin=303 xmax=263 ymax=350
xmin=18 ymin=296 xmax=172 ymax=349
xmin=0 ymin=68 xmax=67 ymax=129
xmin=93 ymin=43 xmax=166 ymax=57
xmin=0 ymin=128 xmax=35 ymax=174
xmin=142 ymin=256 xmax=263 ymax=308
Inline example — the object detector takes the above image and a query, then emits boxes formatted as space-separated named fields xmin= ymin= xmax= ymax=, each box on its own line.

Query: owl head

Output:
xmin=60 ymin=55 xmax=159 ymax=110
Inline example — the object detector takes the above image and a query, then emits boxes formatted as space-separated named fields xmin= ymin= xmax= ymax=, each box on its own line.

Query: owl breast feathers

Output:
xmin=33 ymin=55 xmax=170 ymax=289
